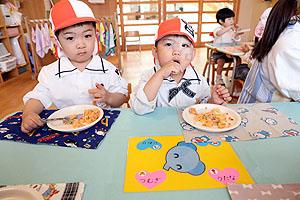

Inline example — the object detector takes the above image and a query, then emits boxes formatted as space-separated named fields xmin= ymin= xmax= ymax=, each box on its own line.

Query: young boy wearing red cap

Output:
xmin=129 ymin=18 xmax=231 ymax=115
xmin=21 ymin=0 xmax=128 ymax=133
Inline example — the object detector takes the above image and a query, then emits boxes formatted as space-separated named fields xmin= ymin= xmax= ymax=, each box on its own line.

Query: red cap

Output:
xmin=50 ymin=0 xmax=98 ymax=33
xmin=155 ymin=18 xmax=195 ymax=46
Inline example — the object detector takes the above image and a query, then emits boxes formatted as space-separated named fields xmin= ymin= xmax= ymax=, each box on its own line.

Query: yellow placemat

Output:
xmin=124 ymin=135 xmax=254 ymax=192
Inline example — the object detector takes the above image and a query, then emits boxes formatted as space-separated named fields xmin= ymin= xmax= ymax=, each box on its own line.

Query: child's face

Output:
xmin=56 ymin=23 xmax=96 ymax=68
xmin=152 ymin=35 xmax=195 ymax=70
xmin=220 ymin=17 xmax=235 ymax=27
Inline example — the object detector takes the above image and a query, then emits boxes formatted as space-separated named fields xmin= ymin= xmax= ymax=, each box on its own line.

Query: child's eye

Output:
xmin=66 ymin=37 xmax=74 ymax=41
xmin=165 ymin=42 xmax=172 ymax=46
xmin=85 ymin=34 xmax=92 ymax=38
xmin=182 ymin=44 xmax=190 ymax=48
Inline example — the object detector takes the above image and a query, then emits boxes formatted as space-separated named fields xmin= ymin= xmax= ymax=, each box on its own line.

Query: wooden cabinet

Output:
xmin=0 ymin=5 xmax=30 ymax=84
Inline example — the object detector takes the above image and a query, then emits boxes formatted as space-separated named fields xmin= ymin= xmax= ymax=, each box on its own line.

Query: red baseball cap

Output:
xmin=155 ymin=18 xmax=195 ymax=46
xmin=50 ymin=0 xmax=99 ymax=33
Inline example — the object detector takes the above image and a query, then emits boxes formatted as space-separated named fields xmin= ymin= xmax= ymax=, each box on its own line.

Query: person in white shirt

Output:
xmin=21 ymin=0 xmax=128 ymax=133
xmin=129 ymin=18 xmax=232 ymax=115
xmin=238 ymin=0 xmax=300 ymax=103
xmin=213 ymin=8 xmax=243 ymax=86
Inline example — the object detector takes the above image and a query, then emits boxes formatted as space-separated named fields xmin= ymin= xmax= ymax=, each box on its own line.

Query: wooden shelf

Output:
xmin=0 ymin=5 xmax=31 ymax=84
xmin=8 ymin=33 xmax=21 ymax=38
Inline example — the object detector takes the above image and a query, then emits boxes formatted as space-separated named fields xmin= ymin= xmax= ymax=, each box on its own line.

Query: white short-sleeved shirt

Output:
xmin=23 ymin=55 xmax=128 ymax=109
xmin=129 ymin=65 xmax=211 ymax=115
xmin=213 ymin=26 xmax=240 ymax=43
xmin=238 ymin=20 xmax=300 ymax=103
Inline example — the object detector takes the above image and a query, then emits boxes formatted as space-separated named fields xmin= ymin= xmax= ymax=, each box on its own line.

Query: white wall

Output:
xmin=238 ymin=0 xmax=271 ymax=41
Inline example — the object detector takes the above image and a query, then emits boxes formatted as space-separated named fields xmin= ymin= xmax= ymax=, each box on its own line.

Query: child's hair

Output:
xmin=252 ymin=0 xmax=299 ymax=62
xmin=55 ymin=21 xmax=96 ymax=38
xmin=216 ymin=8 xmax=235 ymax=25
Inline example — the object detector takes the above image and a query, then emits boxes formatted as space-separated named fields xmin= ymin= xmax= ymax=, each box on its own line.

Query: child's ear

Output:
xmin=152 ymin=46 xmax=158 ymax=59
xmin=191 ymin=48 xmax=196 ymax=61
xmin=218 ymin=19 xmax=224 ymax=24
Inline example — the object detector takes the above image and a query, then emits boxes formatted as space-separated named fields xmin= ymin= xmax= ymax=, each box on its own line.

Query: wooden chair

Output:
xmin=125 ymin=83 xmax=132 ymax=108
xmin=124 ymin=31 xmax=141 ymax=52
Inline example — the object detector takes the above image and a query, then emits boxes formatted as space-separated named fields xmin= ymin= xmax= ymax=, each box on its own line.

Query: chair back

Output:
xmin=125 ymin=31 xmax=140 ymax=38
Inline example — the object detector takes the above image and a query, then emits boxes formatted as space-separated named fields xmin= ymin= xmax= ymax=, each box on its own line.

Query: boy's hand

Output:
xmin=21 ymin=112 xmax=44 ymax=133
xmin=88 ymin=83 xmax=109 ymax=103
xmin=210 ymin=85 xmax=232 ymax=104
xmin=158 ymin=60 xmax=183 ymax=79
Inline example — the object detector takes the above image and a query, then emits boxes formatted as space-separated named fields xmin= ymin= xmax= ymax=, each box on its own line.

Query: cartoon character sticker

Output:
xmin=251 ymin=130 xmax=272 ymax=139
xmin=191 ymin=135 xmax=211 ymax=143
xmin=222 ymin=135 xmax=239 ymax=142
xmin=288 ymin=118 xmax=298 ymax=125
xmin=262 ymin=107 xmax=278 ymax=115
xmin=181 ymin=122 xmax=195 ymax=131
xmin=260 ymin=117 xmax=277 ymax=125
xmin=282 ymin=129 xmax=299 ymax=137
xmin=163 ymin=142 xmax=205 ymax=176
xmin=237 ymin=108 xmax=249 ymax=114
xmin=240 ymin=118 xmax=248 ymax=127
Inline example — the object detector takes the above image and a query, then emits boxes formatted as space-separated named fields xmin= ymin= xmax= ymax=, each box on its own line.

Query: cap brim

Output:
xmin=54 ymin=17 xmax=99 ymax=32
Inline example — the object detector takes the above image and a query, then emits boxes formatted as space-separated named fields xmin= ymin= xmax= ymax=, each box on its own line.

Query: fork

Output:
xmin=41 ymin=114 xmax=83 ymax=123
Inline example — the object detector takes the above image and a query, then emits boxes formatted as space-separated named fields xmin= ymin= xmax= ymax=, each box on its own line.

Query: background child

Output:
xmin=238 ymin=0 xmax=300 ymax=103
xmin=213 ymin=8 xmax=243 ymax=86
xmin=129 ymin=18 xmax=231 ymax=115
xmin=21 ymin=0 xmax=128 ymax=133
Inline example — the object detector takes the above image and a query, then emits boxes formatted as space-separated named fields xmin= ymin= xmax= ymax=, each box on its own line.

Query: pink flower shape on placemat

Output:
xmin=135 ymin=170 xmax=166 ymax=189
xmin=208 ymin=168 xmax=240 ymax=185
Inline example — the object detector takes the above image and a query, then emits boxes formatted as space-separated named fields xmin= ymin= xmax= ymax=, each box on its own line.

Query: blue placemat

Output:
xmin=0 ymin=109 xmax=120 ymax=149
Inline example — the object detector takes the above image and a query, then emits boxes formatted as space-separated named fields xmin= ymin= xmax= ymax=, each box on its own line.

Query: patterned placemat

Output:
xmin=0 ymin=109 xmax=120 ymax=149
xmin=178 ymin=103 xmax=300 ymax=143
xmin=227 ymin=182 xmax=300 ymax=200
xmin=0 ymin=182 xmax=85 ymax=200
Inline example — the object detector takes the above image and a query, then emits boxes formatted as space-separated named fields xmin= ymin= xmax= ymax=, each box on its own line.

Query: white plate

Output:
xmin=46 ymin=104 xmax=104 ymax=132
xmin=0 ymin=187 xmax=43 ymax=200
xmin=182 ymin=104 xmax=241 ymax=133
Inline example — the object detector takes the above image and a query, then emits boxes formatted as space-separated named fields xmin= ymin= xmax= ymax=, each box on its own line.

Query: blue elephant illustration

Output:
xmin=163 ymin=142 xmax=205 ymax=176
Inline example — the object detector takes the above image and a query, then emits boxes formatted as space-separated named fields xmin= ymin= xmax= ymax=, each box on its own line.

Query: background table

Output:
xmin=205 ymin=43 xmax=245 ymax=94
xmin=0 ymin=102 xmax=300 ymax=199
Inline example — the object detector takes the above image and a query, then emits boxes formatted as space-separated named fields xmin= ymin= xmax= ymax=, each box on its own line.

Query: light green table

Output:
xmin=0 ymin=102 xmax=300 ymax=199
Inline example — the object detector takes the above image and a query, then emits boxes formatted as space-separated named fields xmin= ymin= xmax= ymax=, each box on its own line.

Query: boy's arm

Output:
xmin=105 ymin=92 xmax=127 ymax=108
xmin=143 ymin=71 xmax=165 ymax=101
xmin=215 ymin=25 xmax=233 ymax=37
xmin=21 ymin=99 xmax=45 ymax=133
xmin=144 ymin=61 xmax=183 ymax=101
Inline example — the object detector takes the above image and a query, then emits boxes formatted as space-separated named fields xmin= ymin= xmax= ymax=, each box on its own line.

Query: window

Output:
xmin=117 ymin=0 xmax=240 ymax=49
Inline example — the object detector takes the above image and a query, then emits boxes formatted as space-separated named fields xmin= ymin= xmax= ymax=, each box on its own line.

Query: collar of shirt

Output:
xmin=54 ymin=55 xmax=108 ymax=78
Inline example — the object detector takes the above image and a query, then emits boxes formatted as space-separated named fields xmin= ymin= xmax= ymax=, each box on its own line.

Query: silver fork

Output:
xmin=41 ymin=114 xmax=83 ymax=123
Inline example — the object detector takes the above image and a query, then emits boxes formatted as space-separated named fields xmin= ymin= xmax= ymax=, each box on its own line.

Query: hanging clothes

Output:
xmin=35 ymin=24 xmax=45 ymax=58
xmin=96 ymin=22 xmax=102 ymax=52
xmin=108 ymin=22 xmax=116 ymax=55
xmin=31 ymin=26 xmax=36 ymax=43
xmin=105 ymin=22 xmax=111 ymax=56
xmin=42 ymin=23 xmax=52 ymax=54
xmin=99 ymin=22 xmax=105 ymax=46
